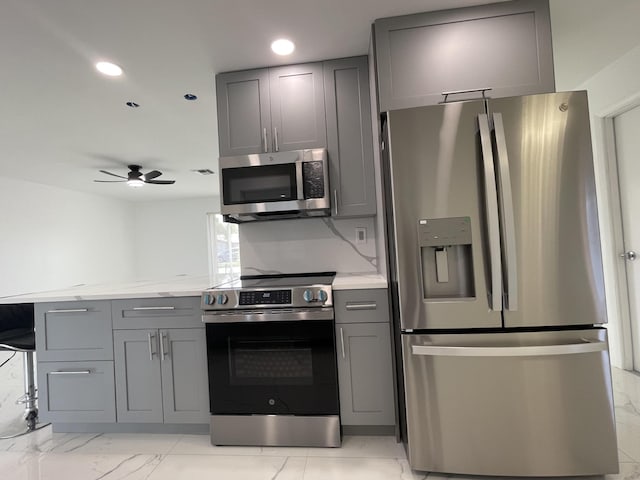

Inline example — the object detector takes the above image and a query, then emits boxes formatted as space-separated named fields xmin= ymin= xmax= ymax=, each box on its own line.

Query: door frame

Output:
xmin=600 ymin=91 xmax=640 ymax=371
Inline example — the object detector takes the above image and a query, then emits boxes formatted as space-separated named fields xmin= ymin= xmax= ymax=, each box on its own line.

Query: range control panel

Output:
xmin=239 ymin=290 xmax=292 ymax=305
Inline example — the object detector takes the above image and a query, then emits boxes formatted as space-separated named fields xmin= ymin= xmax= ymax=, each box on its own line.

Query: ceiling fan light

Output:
xmin=127 ymin=179 xmax=144 ymax=188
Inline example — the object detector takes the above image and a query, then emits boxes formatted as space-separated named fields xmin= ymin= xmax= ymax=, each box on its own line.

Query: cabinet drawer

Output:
xmin=35 ymin=301 xmax=113 ymax=361
xmin=334 ymin=289 xmax=390 ymax=324
xmin=112 ymin=297 xmax=202 ymax=329
xmin=38 ymin=360 xmax=116 ymax=423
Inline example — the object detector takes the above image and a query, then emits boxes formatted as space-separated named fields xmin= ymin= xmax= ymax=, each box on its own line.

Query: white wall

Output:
xmin=572 ymin=45 xmax=640 ymax=368
xmin=132 ymin=196 xmax=219 ymax=279
xmin=0 ymin=177 xmax=136 ymax=297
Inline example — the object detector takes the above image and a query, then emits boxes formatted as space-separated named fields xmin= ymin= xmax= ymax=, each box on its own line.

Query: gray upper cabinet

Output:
xmin=324 ymin=57 xmax=376 ymax=217
xmin=216 ymin=63 xmax=326 ymax=156
xmin=374 ymin=0 xmax=555 ymax=110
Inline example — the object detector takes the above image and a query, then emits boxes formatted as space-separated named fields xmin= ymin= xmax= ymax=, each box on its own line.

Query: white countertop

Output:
xmin=332 ymin=272 xmax=388 ymax=290
xmin=0 ymin=272 xmax=388 ymax=304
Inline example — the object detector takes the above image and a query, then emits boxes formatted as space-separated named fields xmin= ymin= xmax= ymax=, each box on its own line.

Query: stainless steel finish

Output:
xmin=46 ymin=308 xmax=89 ymax=313
xmin=49 ymin=370 xmax=92 ymax=375
xmin=132 ymin=306 xmax=176 ymax=311
xmin=492 ymin=112 xmax=518 ymax=311
xmin=210 ymin=414 xmax=341 ymax=447
xmin=295 ymin=160 xmax=304 ymax=200
xmin=478 ymin=113 xmax=503 ymax=311
xmin=339 ymin=327 xmax=345 ymax=358
xmin=345 ymin=303 xmax=377 ymax=311
xmin=160 ymin=331 xmax=169 ymax=359
xmin=411 ymin=339 xmax=607 ymax=357
xmin=148 ymin=332 xmax=156 ymax=361
xmin=274 ymin=127 xmax=279 ymax=152
xmin=621 ymin=250 xmax=637 ymax=261
xmin=491 ymin=92 xmax=606 ymax=328
xmin=219 ymin=148 xmax=330 ymax=221
xmin=202 ymin=307 xmax=334 ymax=324
xmin=262 ymin=127 xmax=268 ymax=153
xmin=387 ymin=101 xmax=502 ymax=330
xmin=402 ymin=329 xmax=618 ymax=476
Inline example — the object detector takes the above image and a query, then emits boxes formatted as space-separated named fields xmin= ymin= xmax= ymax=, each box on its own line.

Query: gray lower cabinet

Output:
xmin=374 ymin=0 xmax=555 ymax=110
xmin=334 ymin=289 xmax=395 ymax=427
xmin=324 ymin=56 xmax=376 ymax=217
xmin=113 ymin=327 xmax=208 ymax=424
xmin=216 ymin=63 xmax=326 ymax=156
xmin=38 ymin=361 xmax=116 ymax=423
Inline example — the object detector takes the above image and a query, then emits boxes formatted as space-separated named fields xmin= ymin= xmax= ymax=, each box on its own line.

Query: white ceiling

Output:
xmin=2 ymin=0 xmax=638 ymax=202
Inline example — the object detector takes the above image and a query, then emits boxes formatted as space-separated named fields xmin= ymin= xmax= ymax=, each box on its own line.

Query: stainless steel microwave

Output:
xmin=219 ymin=148 xmax=330 ymax=223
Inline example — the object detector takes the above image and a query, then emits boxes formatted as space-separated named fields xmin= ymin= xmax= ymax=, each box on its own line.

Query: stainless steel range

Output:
xmin=201 ymin=272 xmax=340 ymax=447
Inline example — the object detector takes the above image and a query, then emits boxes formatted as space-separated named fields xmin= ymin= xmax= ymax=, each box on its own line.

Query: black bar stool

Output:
xmin=0 ymin=303 xmax=47 ymax=438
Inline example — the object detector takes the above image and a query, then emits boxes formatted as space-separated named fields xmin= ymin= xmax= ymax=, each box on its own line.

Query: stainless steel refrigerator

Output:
xmin=382 ymin=91 xmax=618 ymax=476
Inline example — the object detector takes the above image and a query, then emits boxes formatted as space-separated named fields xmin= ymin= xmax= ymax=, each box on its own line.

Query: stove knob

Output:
xmin=203 ymin=294 xmax=211 ymax=305
xmin=303 ymin=289 xmax=315 ymax=303
xmin=317 ymin=290 xmax=328 ymax=303
xmin=216 ymin=293 xmax=228 ymax=305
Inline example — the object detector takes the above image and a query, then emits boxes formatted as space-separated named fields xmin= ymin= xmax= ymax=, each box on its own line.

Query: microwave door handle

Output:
xmin=295 ymin=161 xmax=304 ymax=200
xmin=478 ymin=113 xmax=503 ymax=312
xmin=492 ymin=112 xmax=518 ymax=311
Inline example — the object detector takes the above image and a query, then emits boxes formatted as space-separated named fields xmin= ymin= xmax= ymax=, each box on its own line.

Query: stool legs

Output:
xmin=21 ymin=351 xmax=38 ymax=430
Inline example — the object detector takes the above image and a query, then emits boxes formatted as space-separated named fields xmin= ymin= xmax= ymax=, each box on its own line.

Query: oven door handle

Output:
xmin=202 ymin=309 xmax=334 ymax=323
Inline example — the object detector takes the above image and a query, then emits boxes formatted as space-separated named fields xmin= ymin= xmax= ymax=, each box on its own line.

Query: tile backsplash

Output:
xmin=239 ymin=217 xmax=378 ymax=276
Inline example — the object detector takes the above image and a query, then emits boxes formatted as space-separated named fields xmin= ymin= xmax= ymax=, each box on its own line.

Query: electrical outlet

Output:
xmin=355 ymin=227 xmax=367 ymax=245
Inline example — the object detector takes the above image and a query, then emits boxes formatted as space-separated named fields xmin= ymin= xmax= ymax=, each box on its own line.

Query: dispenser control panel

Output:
xmin=418 ymin=217 xmax=472 ymax=247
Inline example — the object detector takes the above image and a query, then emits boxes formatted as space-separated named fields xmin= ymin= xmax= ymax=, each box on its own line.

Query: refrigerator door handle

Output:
xmin=411 ymin=340 xmax=607 ymax=357
xmin=478 ymin=114 xmax=503 ymax=311
xmin=492 ymin=112 xmax=519 ymax=311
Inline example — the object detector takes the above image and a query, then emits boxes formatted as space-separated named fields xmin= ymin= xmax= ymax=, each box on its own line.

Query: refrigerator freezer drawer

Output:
xmin=402 ymin=329 xmax=618 ymax=476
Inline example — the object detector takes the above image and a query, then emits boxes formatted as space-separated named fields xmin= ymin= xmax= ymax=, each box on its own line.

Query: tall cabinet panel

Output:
xmin=324 ymin=56 xmax=376 ymax=217
xmin=216 ymin=69 xmax=271 ymax=156
xmin=374 ymin=0 xmax=554 ymax=110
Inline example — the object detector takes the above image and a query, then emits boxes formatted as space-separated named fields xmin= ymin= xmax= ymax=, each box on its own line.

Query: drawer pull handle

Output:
xmin=47 ymin=308 xmax=89 ymax=313
xmin=49 ymin=370 xmax=91 ymax=375
xmin=132 ymin=306 xmax=176 ymax=311
xmin=345 ymin=303 xmax=377 ymax=311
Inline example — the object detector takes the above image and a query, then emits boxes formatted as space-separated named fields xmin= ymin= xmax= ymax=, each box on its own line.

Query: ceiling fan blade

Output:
xmin=145 ymin=179 xmax=176 ymax=185
xmin=99 ymin=169 xmax=127 ymax=179
xmin=143 ymin=170 xmax=162 ymax=181
xmin=94 ymin=179 xmax=127 ymax=183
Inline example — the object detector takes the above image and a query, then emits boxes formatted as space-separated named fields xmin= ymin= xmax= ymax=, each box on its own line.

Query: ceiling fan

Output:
xmin=94 ymin=165 xmax=175 ymax=186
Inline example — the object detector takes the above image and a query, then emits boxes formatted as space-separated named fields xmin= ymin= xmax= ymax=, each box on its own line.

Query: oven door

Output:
xmin=206 ymin=319 xmax=339 ymax=416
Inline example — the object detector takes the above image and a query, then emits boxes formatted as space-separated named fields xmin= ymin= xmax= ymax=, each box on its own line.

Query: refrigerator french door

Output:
xmin=385 ymin=91 xmax=618 ymax=476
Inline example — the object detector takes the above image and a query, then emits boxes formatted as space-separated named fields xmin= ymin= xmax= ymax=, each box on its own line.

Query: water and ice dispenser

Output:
xmin=418 ymin=217 xmax=475 ymax=300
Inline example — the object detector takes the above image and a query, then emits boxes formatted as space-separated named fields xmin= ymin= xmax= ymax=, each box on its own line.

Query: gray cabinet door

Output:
xmin=374 ymin=0 xmax=554 ymax=110
xmin=35 ymin=301 xmax=113 ymax=361
xmin=160 ymin=328 xmax=209 ymax=424
xmin=38 ymin=361 xmax=116 ymax=423
xmin=216 ymin=69 xmax=271 ymax=156
xmin=113 ymin=329 xmax=163 ymax=423
xmin=324 ymin=57 xmax=376 ymax=217
xmin=269 ymin=63 xmax=327 ymax=152
xmin=336 ymin=322 xmax=395 ymax=426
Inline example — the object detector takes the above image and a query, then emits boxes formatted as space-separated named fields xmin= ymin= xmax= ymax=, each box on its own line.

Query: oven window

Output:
xmin=229 ymin=338 xmax=313 ymax=386
xmin=222 ymin=164 xmax=296 ymax=204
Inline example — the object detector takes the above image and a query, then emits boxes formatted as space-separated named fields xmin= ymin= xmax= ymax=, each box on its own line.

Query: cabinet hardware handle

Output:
xmin=340 ymin=327 xmax=346 ymax=359
xmin=333 ymin=190 xmax=338 ymax=216
xmin=345 ymin=303 xmax=377 ymax=311
xmin=263 ymin=127 xmax=268 ymax=153
xmin=49 ymin=370 xmax=91 ymax=375
xmin=132 ymin=306 xmax=176 ymax=311
xmin=160 ymin=331 xmax=170 ymax=359
xmin=47 ymin=308 xmax=89 ymax=313
xmin=274 ymin=127 xmax=279 ymax=152
xmin=148 ymin=332 xmax=157 ymax=361
xmin=441 ymin=87 xmax=492 ymax=103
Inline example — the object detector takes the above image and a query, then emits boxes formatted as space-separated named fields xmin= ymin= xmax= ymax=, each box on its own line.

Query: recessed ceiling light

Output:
xmin=271 ymin=38 xmax=295 ymax=56
xmin=95 ymin=61 xmax=123 ymax=77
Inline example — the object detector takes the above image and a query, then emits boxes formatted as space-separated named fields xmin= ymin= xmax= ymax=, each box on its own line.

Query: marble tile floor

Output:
xmin=0 ymin=362 xmax=638 ymax=479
